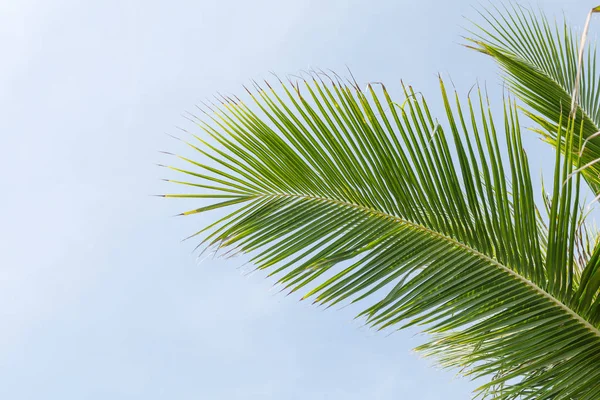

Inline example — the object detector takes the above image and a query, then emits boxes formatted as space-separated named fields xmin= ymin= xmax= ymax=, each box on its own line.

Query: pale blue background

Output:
xmin=0 ymin=0 xmax=593 ymax=399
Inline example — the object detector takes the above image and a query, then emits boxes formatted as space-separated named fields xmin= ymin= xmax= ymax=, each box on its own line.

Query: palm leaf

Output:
xmin=467 ymin=2 xmax=600 ymax=196
xmin=162 ymin=74 xmax=600 ymax=399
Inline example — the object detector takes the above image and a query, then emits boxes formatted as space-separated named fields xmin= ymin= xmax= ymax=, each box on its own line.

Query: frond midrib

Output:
xmin=257 ymin=190 xmax=600 ymax=338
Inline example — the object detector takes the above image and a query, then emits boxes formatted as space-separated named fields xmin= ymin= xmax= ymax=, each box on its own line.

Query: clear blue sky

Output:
xmin=0 ymin=0 xmax=594 ymax=399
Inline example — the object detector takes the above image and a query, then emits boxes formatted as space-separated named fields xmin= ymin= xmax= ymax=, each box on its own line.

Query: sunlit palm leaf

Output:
xmin=163 ymin=74 xmax=600 ymax=399
xmin=467 ymin=2 xmax=600 ymax=195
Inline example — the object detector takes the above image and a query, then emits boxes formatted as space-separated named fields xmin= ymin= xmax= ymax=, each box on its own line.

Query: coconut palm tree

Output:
xmin=161 ymin=4 xmax=600 ymax=399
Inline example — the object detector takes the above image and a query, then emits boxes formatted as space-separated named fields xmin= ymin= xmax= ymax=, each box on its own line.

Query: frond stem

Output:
xmin=259 ymin=191 xmax=600 ymax=337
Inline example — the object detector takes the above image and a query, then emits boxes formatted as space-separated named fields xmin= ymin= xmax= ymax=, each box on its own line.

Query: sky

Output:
xmin=0 ymin=0 xmax=595 ymax=399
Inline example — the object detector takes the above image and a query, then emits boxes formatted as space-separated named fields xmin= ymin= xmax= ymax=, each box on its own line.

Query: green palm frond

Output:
xmin=467 ymin=2 xmax=600 ymax=195
xmin=162 ymin=74 xmax=600 ymax=399
xmin=576 ymin=209 xmax=599 ymax=268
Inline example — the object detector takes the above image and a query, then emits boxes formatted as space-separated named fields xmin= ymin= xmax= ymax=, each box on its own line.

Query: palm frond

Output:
xmin=163 ymin=74 xmax=600 ymax=399
xmin=467 ymin=2 xmax=600 ymax=195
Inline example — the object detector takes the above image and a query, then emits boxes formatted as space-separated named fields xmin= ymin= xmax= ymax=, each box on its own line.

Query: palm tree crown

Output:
xmin=162 ymin=3 xmax=600 ymax=399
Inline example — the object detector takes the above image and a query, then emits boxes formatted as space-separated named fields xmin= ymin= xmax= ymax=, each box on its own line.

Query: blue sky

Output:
xmin=0 ymin=0 xmax=595 ymax=399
